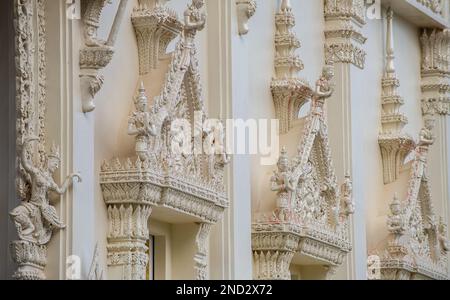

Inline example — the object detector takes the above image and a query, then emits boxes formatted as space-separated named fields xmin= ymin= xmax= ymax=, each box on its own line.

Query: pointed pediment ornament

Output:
xmin=252 ymin=62 xmax=355 ymax=280
xmin=377 ymin=144 xmax=449 ymax=280
xmin=100 ymin=0 xmax=229 ymax=280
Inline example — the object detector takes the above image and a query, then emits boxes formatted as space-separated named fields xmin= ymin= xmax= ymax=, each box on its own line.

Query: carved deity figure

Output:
xmin=419 ymin=115 xmax=435 ymax=147
xmin=10 ymin=138 xmax=82 ymax=245
xmin=387 ymin=195 xmax=406 ymax=234
xmin=128 ymin=83 xmax=157 ymax=160
xmin=271 ymin=148 xmax=294 ymax=210
xmin=180 ymin=0 xmax=206 ymax=71
xmin=438 ymin=217 xmax=450 ymax=253
xmin=313 ymin=63 xmax=335 ymax=107
xmin=203 ymin=121 xmax=230 ymax=179
xmin=169 ymin=120 xmax=191 ymax=171
xmin=340 ymin=173 xmax=355 ymax=216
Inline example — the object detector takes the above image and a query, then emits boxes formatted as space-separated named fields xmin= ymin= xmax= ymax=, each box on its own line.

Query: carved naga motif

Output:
xmin=253 ymin=62 xmax=355 ymax=280
xmin=101 ymin=0 xmax=229 ymax=280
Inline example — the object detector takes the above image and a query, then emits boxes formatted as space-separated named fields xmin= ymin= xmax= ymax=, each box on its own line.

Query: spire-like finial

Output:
xmin=385 ymin=7 xmax=395 ymax=76
xmin=135 ymin=81 xmax=148 ymax=105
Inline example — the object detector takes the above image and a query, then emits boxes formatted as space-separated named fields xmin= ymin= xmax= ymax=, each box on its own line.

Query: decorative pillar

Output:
xmin=101 ymin=159 xmax=153 ymax=280
xmin=324 ymin=0 xmax=368 ymax=280
xmin=194 ymin=223 xmax=212 ymax=280
xmin=10 ymin=0 xmax=82 ymax=280
xmin=420 ymin=28 xmax=450 ymax=258
xmin=420 ymin=29 xmax=450 ymax=117
xmin=252 ymin=232 xmax=299 ymax=280
xmin=378 ymin=8 xmax=415 ymax=185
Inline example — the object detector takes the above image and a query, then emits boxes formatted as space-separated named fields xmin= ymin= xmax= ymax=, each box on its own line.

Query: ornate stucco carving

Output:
xmin=236 ymin=0 xmax=257 ymax=35
xmin=80 ymin=0 xmax=129 ymax=113
xmin=101 ymin=0 xmax=229 ymax=280
xmin=106 ymin=203 xmax=152 ymax=280
xmin=271 ymin=0 xmax=313 ymax=135
xmin=11 ymin=0 xmax=82 ymax=280
xmin=132 ymin=0 xmax=183 ymax=75
xmin=420 ymin=29 xmax=450 ymax=117
xmin=10 ymin=139 xmax=82 ymax=280
xmin=324 ymin=0 xmax=367 ymax=69
xmin=253 ymin=63 xmax=354 ymax=280
xmin=378 ymin=8 xmax=415 ymax=185
xmin=416 ymin=0 xmax=446 ymax=16
xmin=194 ymin=223 xmax=212 ymax=280
xmin=88 ymin=244 xmax=105 ymax=280
xmin=377 ymin=144 xmax=449 ymax=280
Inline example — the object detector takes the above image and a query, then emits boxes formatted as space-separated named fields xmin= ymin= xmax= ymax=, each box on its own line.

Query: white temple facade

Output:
xmin=1 ymin=0 xmax=450 ymax=280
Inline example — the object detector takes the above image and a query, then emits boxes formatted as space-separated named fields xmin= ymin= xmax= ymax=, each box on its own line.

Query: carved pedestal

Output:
xmin=252 ymin=232 xmax=299 ymax=280
xmin=10 ymin=241 xmax=47 ymax=280
xmin=106 ymin=203 xmax=153 ymax=280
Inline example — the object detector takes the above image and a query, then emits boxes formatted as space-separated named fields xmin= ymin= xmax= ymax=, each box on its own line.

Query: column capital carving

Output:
xmin=420 ymin=28 xmax=450 ymax=116
xmin=324 ymin=0 xmax=367 ymax=69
